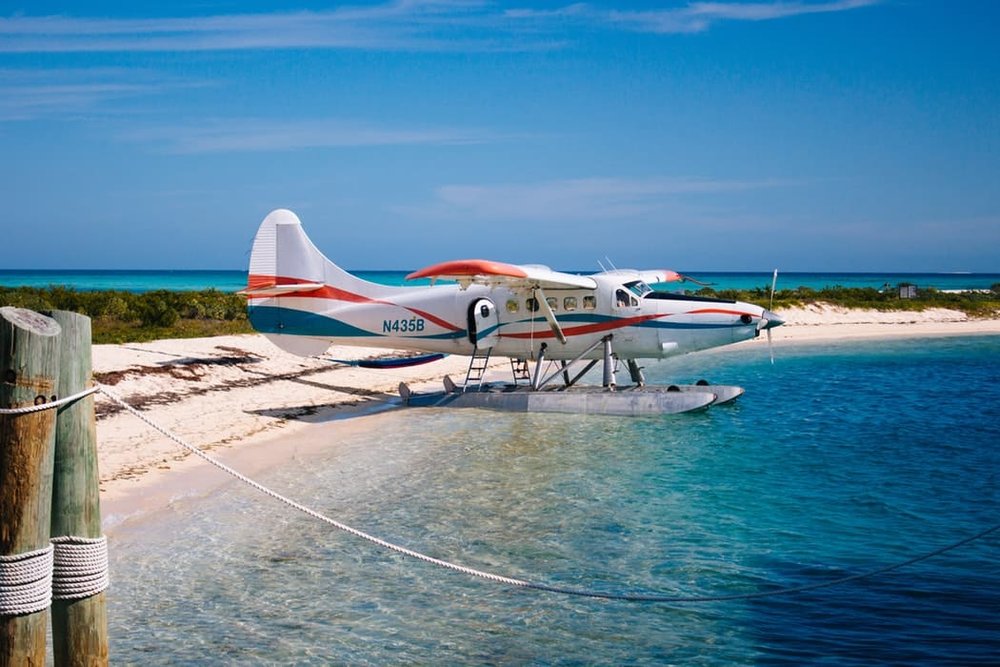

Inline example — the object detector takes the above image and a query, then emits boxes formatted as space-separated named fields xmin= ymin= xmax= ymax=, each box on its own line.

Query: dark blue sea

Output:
xmin=105 ymin=335 xmax=1000 ymax=664
xmin=2 ymin=269 xmax=999 ymax=293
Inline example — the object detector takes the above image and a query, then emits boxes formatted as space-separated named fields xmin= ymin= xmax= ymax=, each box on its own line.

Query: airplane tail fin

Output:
xmin=243 ymin=209 xmax=386 ymax=356
xmin=246 ymin=208 xmax=347 ymax=294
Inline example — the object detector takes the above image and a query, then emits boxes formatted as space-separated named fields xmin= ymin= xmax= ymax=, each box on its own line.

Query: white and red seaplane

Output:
xmin=243 ymin=209 xmax=782 ymax=415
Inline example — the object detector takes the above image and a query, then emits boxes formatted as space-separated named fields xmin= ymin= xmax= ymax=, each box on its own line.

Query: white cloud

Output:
xmin=0 ymin=68 xmax=191 ymax=120
xmin=511 ymin=1 xmax=883 ymax=35
xmin=413 ymin=176 xmax=785 ymax=221
xmin=0 ymin=1 xmax=884 ymax=53
xmin=117 ymin=117 xmax=501 ymax=153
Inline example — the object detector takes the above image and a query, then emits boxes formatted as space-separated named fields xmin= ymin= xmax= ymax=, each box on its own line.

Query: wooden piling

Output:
xmin=47 ymin=311 xmax=108 ymax=666
xmin=0 ymin=307 xmax=61 ymax=666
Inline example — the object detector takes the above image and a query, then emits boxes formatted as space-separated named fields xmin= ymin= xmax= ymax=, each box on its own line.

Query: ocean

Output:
xmin=2 ymin=269 xmax=999 ymax=293
xmin=104 ymin=335 xmax=1000 ymax=664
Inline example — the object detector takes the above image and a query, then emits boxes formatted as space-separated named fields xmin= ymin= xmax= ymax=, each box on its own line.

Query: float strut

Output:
xmin=535 ymin=336 xmax=604 ymax=391
xmin=602 ymin=335 xmax=616 ymax=390
xmin=627 ymin=359 xmax=645 ymax=387
xmin=531 ymin=342 xmax=548 ymax=390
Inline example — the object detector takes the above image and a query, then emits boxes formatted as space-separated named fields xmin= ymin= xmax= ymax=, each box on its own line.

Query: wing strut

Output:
xmin=534 ymin=287 xmax=567 ymax=344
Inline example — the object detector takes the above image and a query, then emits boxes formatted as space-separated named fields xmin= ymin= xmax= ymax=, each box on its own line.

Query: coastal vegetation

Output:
xmin=707 ymin=283 xmax=1000 ymax=317
xmin=0 ymin=287 xmax=251 ymax=343
xmin=0 ymin=283 xmax=998 ymax=344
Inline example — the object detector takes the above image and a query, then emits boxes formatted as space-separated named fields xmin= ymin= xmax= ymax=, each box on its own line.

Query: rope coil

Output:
xmin=52 ymin=535 xmax=110 ymax=600
xmin=0 ymin=546 xmax=54 ymax=617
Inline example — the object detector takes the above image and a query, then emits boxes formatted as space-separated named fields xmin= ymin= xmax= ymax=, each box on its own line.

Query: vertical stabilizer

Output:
xmin=245 ymin=209 xmax=392 ymax=356
xmin=248 ymin=209 xmax=329 ymax=289
xmin=246 ymin=208 xmax=392 ymax=297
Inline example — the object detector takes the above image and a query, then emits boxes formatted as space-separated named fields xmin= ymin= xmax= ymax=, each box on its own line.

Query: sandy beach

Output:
xmin=93 ymin=307 xmax=1000 ymax=528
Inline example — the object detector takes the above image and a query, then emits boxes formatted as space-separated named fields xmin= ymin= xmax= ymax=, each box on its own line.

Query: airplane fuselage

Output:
xmin=247 ymin=275 xmax=768 ymax=361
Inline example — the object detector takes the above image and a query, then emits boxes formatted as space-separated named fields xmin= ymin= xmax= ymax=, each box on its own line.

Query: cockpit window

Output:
xmin=616 ymin=288 xmax=639 ymax=308
xmin=624 ymin=280 xmax=652 ymax=298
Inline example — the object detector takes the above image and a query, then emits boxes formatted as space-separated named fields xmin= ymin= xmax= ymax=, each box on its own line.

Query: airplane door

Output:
xmin=468 ymin=298 xmax=500 ymax=348
xmin=613 ymin=288 xmax=640 ymax=345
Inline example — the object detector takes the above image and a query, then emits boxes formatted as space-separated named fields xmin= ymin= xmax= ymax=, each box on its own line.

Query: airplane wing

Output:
xmin=406 ymin=259 xmax=598 ymax=291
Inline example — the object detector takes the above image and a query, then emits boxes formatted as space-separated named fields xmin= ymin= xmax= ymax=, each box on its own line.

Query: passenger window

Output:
xmin=616 ymin=289 xmax=630 ymax=308
xmin=583 ymin=296 xmax=596 ymax=310
xmin=546 ymin=297 xmax=558 ymax=311
xmin=506 ymin=299 xmax=519 ymax=313
xmin=526 ymin=298 xmax=539 ymax=312
xmin=564 ymin=296 xmax=577 ymax=311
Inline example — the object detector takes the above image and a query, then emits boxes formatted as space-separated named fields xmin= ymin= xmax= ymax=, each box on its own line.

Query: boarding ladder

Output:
xmin=510 ymin=358 xmax=531 ymax=385
xmin=463 ymin=346 xmax=492 ymax=392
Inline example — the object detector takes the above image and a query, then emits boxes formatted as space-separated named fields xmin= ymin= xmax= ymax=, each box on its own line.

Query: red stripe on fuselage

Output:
xmin=687 ymin=308 xmax=754 ymax=317
xmin=245 ymin=274 xmax=462 ymax=331
xmin=502 ymin=314 xmax=664 ymax=340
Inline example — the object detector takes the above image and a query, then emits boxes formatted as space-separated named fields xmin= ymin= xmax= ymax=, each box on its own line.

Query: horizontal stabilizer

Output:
xmin=238 ymin=281 xmax=325 ymax=297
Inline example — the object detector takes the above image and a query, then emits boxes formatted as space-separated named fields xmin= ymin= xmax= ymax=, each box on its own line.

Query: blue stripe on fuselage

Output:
xmin=248 ymin=306 xmax=465 ymax=340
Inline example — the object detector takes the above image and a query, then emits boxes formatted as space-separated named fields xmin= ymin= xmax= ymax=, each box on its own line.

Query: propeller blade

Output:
xmin=767 ymin=328 xmax=774 ymax=365
xmin=678 ymin=273 xmax=714 ymax=287
xmin=769 ymin=269 xmax=778 ymax=311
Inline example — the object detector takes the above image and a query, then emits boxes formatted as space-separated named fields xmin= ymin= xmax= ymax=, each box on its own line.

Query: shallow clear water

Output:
xmin=106 ymin=336 xmax=1000 ymax=664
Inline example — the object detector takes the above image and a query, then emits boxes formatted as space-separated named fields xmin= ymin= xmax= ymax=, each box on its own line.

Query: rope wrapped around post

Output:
xmin=0 ymin=387 xmax=109 ymax=610
xmin=0 ymin=547 xmax=54 ymax=617
xmin=0 ymin=536 xmax=110 ymax=615
xmin=51 ymin=535 xmax=110 ymax=601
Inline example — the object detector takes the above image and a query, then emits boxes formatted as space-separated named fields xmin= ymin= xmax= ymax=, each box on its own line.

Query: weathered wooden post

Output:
xmin=0 ymin=307 xmax=61 ymax=665
xmin=47 ymin=311 xmax=108 ymax=666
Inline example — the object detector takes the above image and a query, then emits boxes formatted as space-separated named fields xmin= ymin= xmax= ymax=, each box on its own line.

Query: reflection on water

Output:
xmin=108 ymin=337 xmax=1000 ymax=664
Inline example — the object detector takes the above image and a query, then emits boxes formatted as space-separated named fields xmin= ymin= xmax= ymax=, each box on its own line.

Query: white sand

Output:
xmin=93 ymin=337 xmax=505 ymax=518
xmin=771 ymin=305 xmax=1000 ymax=343
xmin=93 ymin=308 xmax=1000 ymax=527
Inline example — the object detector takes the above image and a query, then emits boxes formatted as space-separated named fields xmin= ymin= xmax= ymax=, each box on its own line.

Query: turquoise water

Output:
xmin=105 ymin=336 xmax=1000 ymax=664
xmin=2 ymin=269 xmax=998 ymax=293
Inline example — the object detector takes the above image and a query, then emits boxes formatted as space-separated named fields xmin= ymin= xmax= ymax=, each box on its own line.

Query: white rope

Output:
xmin=0 ymin=546 xmax=53 ymax=616
xmin=0 ymin=385 xmax=99 ymax=416
xmin=51 ymin=535 xmax=109 ymax=600
xmin=96 ymin=385 xmax=535 ymax=589
xmin=94 ymin=384 xmax=1000 ymax=603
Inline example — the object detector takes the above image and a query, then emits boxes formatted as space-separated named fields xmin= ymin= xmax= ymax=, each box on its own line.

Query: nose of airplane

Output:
xmin=760 ymin=309 xmax=784 ymax=330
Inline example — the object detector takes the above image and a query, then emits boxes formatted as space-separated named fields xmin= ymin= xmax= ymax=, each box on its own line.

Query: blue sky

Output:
xmin=1 ymin=1 xmax=998 ymax=272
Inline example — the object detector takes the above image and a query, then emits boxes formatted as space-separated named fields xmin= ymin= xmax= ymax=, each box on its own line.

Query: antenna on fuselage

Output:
xmin=768 ymin=269 xmax=778 ymax=364
xmin=597 ymin=259 xmax=607 ymax=272
xmin=604 ymin=256 xmax=618 ymax=271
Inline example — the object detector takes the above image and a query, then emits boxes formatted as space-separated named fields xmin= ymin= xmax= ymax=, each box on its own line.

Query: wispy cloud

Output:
xmin=0 ymin=68 xmax=193 ymax=120
xmin=0 ymin=1 xmax=883 ymax=53
xmin=117 ymin=117 xmax=503 ymax=153
xmin=606 ymin=0 xmax=883 ymax=33
xmin=405 ymin=176 xmax=786 ymax=222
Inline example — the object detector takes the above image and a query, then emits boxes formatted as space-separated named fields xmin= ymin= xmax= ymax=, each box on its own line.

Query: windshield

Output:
xmin=624 ymin=280 xmax=652 ymax=298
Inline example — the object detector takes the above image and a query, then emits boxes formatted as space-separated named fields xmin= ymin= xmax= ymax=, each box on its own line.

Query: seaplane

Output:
xmin=242 ymin=209 xmax=783 ymax=416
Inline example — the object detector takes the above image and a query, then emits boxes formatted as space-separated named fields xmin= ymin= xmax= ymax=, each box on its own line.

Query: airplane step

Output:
xmin=510 ymin=358 xmax=531 ymax=383
xmin=463 ymin=346 xmax=493 ymax=391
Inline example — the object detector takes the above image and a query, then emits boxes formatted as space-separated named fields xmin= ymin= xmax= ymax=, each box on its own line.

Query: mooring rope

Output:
xmin=0 ymin=385 xmax=100 ymax=416
xmin=0 ymin=387 xmax=109 ymax=615
xmin=95 ymin=384 xmax=1000 ymax=603
xmin=0 ymin=546 xmax=53 ymax=616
